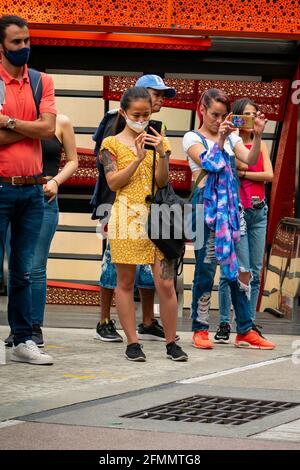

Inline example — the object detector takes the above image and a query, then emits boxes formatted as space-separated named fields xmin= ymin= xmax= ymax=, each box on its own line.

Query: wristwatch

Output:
xmin=6 ymin=117 xmax=17 ymax=129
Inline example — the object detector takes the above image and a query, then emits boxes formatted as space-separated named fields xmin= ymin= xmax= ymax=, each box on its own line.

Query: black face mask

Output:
xmin=4 ymin=47 xmax=31 ymax=67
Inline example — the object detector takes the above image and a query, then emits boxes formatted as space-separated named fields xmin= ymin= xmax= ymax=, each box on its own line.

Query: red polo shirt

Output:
xmin=0 ymin=64 xmax=56 ymax=177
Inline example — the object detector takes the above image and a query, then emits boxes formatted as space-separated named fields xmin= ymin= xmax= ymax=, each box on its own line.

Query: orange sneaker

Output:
xmin=192 ymin=330 xmax=214 ymax=349
xmin=235 ymin=329 xmax=276 ymax=350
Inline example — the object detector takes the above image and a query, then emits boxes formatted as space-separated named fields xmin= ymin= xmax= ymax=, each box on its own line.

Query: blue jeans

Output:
xmin=218 ymin=204 xmax=268 ymax=323
xmin=100 ymin=242 xmax=155 ymax=290
xmin=191 ymin=187 xmax=253 ymax=334
xmin=0 ymin=184 xmax=44 ymax=346
xmin=31 ymin=197 xmax=59 ymax=326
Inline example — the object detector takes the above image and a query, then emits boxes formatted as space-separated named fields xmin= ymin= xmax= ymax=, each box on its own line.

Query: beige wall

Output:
xmin=52 ymin=74 xmax=103 ymax=90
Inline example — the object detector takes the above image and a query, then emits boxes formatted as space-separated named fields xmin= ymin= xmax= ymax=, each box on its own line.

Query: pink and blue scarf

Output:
xmin=201 ymin=142 xmax=240 ymax=281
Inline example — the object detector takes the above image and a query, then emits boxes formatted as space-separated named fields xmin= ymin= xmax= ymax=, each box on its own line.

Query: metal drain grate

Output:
xmin=122 ymin=395 xmax=299 ymax=426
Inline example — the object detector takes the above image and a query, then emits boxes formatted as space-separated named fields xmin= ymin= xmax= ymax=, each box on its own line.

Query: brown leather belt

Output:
xmin=0 ymin=176 xmax=48 ymax=185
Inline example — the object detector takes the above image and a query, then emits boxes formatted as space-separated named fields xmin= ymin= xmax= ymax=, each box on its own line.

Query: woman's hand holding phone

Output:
xmin=144 ymin=126 xmax=164 ymax=156
xmin=219 ymin=113 xmax=237 ymax=140
xmin=252 ymin=111 xmax=267 ymax=136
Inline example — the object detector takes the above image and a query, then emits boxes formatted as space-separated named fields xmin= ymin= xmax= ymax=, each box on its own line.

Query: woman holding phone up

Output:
xmin=215 ymin=98 xmax=273 ymax=344
xmin=100 ymin=86 xmax=188 ymax=363
xmin=183 ymin=88 xmax=275 ymax=351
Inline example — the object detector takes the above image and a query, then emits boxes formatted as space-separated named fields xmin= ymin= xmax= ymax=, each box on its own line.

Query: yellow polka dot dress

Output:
xmin=101 ymin=136 xmax=171 ymax=265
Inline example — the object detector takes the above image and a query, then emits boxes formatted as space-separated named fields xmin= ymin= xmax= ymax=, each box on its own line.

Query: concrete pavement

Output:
xmin=0 ymin=322 xmax=300 ymax=450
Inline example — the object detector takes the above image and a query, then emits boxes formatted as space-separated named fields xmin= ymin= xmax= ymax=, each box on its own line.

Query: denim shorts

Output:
xmin=99 ymin=243 xmax=155 ymax=290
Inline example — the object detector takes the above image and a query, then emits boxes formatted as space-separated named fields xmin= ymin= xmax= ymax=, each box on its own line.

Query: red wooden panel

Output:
xmin=267 ymin=62 xmax=300 ymax=245
xmin=29 ymin=30 xmax=211 ymax=51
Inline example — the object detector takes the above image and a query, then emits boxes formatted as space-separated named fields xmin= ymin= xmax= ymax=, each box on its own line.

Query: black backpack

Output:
xmin=146 ymin=152 xmax=207 ymax=261
xmin=90 ymin=110 xmax=119 ymax=220
xmin=146 ymin=131 xmax=212 ymax=262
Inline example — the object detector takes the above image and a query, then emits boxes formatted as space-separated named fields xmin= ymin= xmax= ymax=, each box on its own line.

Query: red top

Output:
xmin=239 ymin=144 xmax=265 ymax=209
xmin=0 ymin=64 xmax=56 ymax=177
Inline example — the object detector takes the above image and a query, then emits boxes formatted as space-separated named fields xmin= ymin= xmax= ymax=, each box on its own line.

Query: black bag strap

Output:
xmin=150 ymin=148 xmax=157 ymax=199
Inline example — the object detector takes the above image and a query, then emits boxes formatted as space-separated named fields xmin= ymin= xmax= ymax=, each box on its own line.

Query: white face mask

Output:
xmin=124 ymin=113 xmax=149 ymax=134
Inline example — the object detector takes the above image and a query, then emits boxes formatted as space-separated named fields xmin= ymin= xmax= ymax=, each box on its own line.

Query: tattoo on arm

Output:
xmin=160 ymin=258 xmax=175 ymax=280
xmin=101 ymin=149 xmax=117 ymax=174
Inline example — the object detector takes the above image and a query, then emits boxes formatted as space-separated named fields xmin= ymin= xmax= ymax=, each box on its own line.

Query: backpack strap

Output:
xmin=28 ymin=68 xmax=42 ymax=117
xmin=185 ymin=130 xmax=208 ymax=200
xmin=228 ymin=135 xmax=234 ymax=151
xmin=0 ymin=69 xmax=42 ymax=114
xmin=0 ymin=78 xmax=5 ymax=108
xmin=192 ymin=130 xmax=209 ymax=150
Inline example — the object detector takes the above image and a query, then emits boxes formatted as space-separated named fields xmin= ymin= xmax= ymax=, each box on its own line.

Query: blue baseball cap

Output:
xmin=135 ymin=74 xmax=176 ymax=98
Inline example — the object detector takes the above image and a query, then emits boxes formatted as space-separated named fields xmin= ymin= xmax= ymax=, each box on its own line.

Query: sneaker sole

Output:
xmin=94 ymin=333 xmax=123 ymax=343
xmin=166 ymin=354 xmax=188 ymax=362
xmin=11 ymin=354 xmax=53 ymax=365
xmin=137 ymin=333 xmax=165 ymax=342
xmin=192 ymin=343 xmax=214 ymax=349
xmin=213 ymin=339 xmax=231 ymax=344
xmin=6 ymin=342 xmax=44 ymax=348
xmin=124 ymin=353 xmax=146 ymax=362
xmin=234 ymin=342 xmax=275 ymax=350
xmin=5 ymin=339 xmax=44 ymax=347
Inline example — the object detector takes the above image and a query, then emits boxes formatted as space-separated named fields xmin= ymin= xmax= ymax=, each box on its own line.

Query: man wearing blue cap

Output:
xmin=92 ymin=74 xmax=177 ymax=343
xmin=135 ymin=74 xmax=176 ymax=100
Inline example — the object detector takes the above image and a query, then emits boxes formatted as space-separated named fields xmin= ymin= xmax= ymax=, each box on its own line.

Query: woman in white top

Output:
xmin=183 ymin=88 xmax=275 ymax=351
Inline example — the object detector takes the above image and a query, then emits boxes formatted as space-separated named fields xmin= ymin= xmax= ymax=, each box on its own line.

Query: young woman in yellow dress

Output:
xmin=100 ymin=86 xmax=188 ymax=362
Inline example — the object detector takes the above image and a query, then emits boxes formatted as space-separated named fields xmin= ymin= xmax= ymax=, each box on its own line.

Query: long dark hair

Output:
xmin=0 ymin=15 xmax=28 ymax=45
xmin=114 ymin=86 xmax=152 ymax=135
xmin=197 ymin=88 xmax=231 ymax=126
xmin=232 ymin=98 xmax=259 ymax=115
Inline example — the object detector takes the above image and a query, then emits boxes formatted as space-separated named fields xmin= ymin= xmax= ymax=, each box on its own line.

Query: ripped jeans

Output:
xmin=191 ymin=187 xmax=253 ymax=334
xmin=218 ymin=204 xmax=268 ymax=322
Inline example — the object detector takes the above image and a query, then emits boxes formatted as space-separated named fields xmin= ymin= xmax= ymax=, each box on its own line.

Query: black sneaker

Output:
xmin=95 ymin=319 xmax=123 ymax=342
xmin=252 ymin=323 xmax=265 ymax=338
xmin=125 ymin=343 xmax=146 ymax=362
xmin=214 ymin=323 xmax=231 ymax=344
xmin=32 ymin=324 xmax=44 ymax=348
xmin=4 ymin=330 xmax=14 ymax=347
xmin=4 ymin=326 xmax=44 ymax=348
xmin=166 ymin=342 xmax=188 ymax=362
xmin=138 ymin=319 xmax=180 ymax=342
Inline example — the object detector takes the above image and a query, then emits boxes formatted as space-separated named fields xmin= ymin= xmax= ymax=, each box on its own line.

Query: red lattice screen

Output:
xmin=1 ymin=1 xmax=299 ymax=39
xmin=104 ymin=76 xmax=290 ymax=121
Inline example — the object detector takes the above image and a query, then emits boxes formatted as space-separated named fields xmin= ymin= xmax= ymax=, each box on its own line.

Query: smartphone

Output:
xmin=144 ymin=120 xmax=163 ymax=150
xmin=230 ymin=115 xmax=254 ymax=129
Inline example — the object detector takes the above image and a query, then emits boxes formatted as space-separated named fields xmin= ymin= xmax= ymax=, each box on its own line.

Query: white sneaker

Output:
xmin=11 ymin=340 xmax=53 ymax=365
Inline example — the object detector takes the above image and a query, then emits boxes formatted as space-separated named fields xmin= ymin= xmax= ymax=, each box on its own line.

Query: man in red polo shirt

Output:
xmin=0 ymin=15 xmax=56 ymax=365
